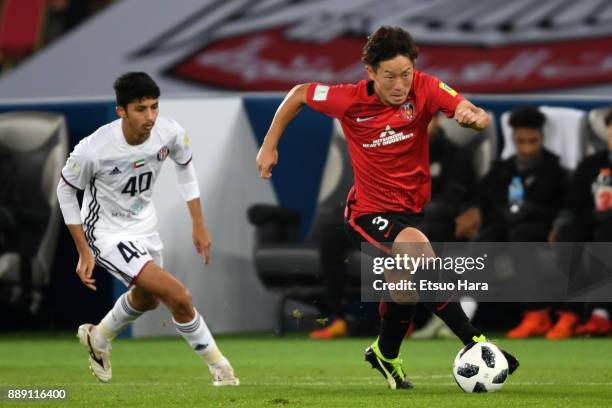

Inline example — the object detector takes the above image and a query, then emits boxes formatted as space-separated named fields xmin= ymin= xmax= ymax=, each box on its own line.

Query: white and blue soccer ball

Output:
xmin=453 ymin=341 xmax=509 ymax=393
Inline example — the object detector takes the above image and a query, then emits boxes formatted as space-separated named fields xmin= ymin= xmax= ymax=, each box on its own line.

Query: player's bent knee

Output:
xmin=387 ymin=227 xmax=430 ymax=305
xmin=130 ymin=296 xmax=160 ymax=311
xmin=129 ymin=287 xmax=161 ymax=311
xmin=394 ymin=227 xmax=429 ymax=244
xmin=167 ymin=287 xmax=193 ymax=316
xmin=392 ymin=226 xmax=435 ymax=259
xmin=141 ymin=297 xmax=160 ymax=311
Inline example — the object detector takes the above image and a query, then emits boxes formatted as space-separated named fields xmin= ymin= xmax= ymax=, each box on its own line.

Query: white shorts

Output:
xmin=92 ymin=233 xmax=164 ymax=287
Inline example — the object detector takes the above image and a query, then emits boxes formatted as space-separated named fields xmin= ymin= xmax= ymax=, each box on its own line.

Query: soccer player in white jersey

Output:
xmin=56 ymin=72 xmax=239 ymax=386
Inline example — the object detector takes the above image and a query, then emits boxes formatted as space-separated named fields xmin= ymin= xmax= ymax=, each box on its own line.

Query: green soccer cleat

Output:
xmin=364 ymin=338 xmax=413 ymax=390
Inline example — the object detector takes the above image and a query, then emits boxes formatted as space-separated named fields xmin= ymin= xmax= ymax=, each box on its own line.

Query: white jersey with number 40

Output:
xmin=60 ymin=116 xmax=192 ymax=243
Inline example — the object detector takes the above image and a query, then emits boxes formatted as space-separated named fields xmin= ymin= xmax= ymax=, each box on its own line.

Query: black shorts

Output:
xmin=345 ymin=211 xmax=424 ymax=256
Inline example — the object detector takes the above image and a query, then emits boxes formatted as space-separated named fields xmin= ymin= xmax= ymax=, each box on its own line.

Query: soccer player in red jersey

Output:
xmin=256 ymin=26 xmax=518 ymax=389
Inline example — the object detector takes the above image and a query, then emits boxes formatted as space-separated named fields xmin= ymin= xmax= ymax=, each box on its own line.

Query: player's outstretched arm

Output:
xmin=256 ymin=83 xmax=309 ymax=178
xmin=186 ymin=198 xmax=211 ymax=265
xmin=454 ymin=100 xmax=490 ymax=131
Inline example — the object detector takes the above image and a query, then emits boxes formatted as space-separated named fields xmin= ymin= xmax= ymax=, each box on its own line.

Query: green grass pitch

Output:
xmin=1 ymin=334 xmax=611 ymax=407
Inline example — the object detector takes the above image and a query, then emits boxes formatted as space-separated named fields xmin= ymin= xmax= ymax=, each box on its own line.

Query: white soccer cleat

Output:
xmin=209 ymin=363 xmax=240 ymax=386
xmin=77 ymin=323 xmax=112 ymax=383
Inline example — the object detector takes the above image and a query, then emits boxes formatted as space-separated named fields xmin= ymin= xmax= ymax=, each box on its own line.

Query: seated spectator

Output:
xmin=453 ymin=106 xmax=567 ymax=339
xmin=308 ymin=201 xmax=352 ymax=339
xmin=547 ymin=110 xmax=612 ymax=338
xmin=455 ymin=105 xmax=566 ymax=243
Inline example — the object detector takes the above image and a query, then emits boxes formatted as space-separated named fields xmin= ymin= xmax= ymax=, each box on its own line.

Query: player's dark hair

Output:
xmin=509 ymin=105 xmax=546 ymax=131
xmin=114 ymin=72 xmax=160 ymax=109
xmin=362 ymin=26 xmax=419 ymax=69
xmin=604 ymin=110 xmax=612 ymax=127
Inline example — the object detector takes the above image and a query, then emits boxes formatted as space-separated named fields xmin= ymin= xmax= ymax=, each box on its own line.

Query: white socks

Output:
xmin=173 ymin=311 xmax=227 ymax=368
xmin=94 ymin=291 xmax=143 ymax=349
xmin=92 ymin=293 xmax=227 ymax=369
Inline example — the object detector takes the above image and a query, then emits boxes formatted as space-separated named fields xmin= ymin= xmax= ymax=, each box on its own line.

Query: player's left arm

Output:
xmin=168 ymin=119 xmax=211 ymax=264
xmin=454 ymin=100 xmax=490 ymax=131
xmin=173 ymin=159 xmax=210 ymax=265
xmin=186 ymin=197 xmax=211 ymax=265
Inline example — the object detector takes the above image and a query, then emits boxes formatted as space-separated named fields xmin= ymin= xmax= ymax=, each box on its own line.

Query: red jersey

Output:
xmin=305 ymin=71 xmax=464 ymax=220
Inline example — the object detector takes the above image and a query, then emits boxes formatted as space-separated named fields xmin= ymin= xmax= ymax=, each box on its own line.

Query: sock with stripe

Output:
xmin=423 ymin=301 xmax=481 ymax=345
xmin=173 ymin=310 xmax=227 ymax=368
xmin=94 ymin=291 xmax=144 ymax=349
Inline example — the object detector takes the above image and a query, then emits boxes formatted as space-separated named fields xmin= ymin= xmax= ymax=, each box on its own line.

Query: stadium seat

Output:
xmin=585 ymin=106 xmax=612 ymax=155
xmin=248 ymin=120 xmax=361 ymax=335
xmin=0 ymin=111 xmax=68 ymax=313
xmin=0 ymin=0 xmax=47 ymax=64
xmin=500 ymin=106 xmax=587 ymax=171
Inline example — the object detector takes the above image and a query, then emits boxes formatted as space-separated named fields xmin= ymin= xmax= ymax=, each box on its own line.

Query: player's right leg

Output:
xmin=366 ymin=226 xmax=431 ymax=389
xmin=77 ymin=234 xmax=163 ymax=383
xmin=134 ymin=261 xmax=239 ymax=386
xmin=345 ymin=212 xmax=421 ymax=389
xmin=391 ymin=227 xmax=520 ymax=374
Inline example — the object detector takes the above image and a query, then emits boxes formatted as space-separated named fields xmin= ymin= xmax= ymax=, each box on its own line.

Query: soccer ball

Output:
xmin=453 ymin=341 xmax=509 ymax=393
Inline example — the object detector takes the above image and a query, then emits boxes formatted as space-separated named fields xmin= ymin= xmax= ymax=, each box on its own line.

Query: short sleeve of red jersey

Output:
xmin=305 ymin=82 xmax=356 ymax=119
xmin=423 ymin=73 xmax=465 ymax=118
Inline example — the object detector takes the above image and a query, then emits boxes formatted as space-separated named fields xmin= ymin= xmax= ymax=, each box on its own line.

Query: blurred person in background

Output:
xmin=453 ymin=105 xmax=567 ymax=339
xmin=455 ymin=105 xmax=566 ymax=243
xmin=547 ymin=110 xmax=612 ymax=338
xmin=308 ymin=201 xmax=353 ymax=339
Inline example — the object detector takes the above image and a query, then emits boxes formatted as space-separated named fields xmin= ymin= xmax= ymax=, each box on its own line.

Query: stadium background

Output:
xmin=1 ymin=0 xmax=611 ymax=335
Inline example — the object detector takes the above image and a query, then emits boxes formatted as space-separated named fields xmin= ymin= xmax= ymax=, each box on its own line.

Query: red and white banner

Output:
xmin=2 ymin=0 xmax=612 ymax=99
xmin=169 ymin=27 xmax=612 ymax=93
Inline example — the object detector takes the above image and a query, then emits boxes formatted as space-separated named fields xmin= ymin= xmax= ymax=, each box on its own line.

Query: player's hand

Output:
xmin=76 ymin=250 xmax=96 ymax=291
xmin=192 ymin=222 xmax=211 ymax=265
xmin=454 ymin=207 xmax=482 ymax=239
xmin=454 ymin=102 xmax=489 ymax=131
xmin=256 ymin=146 xmax=278 ymax=179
